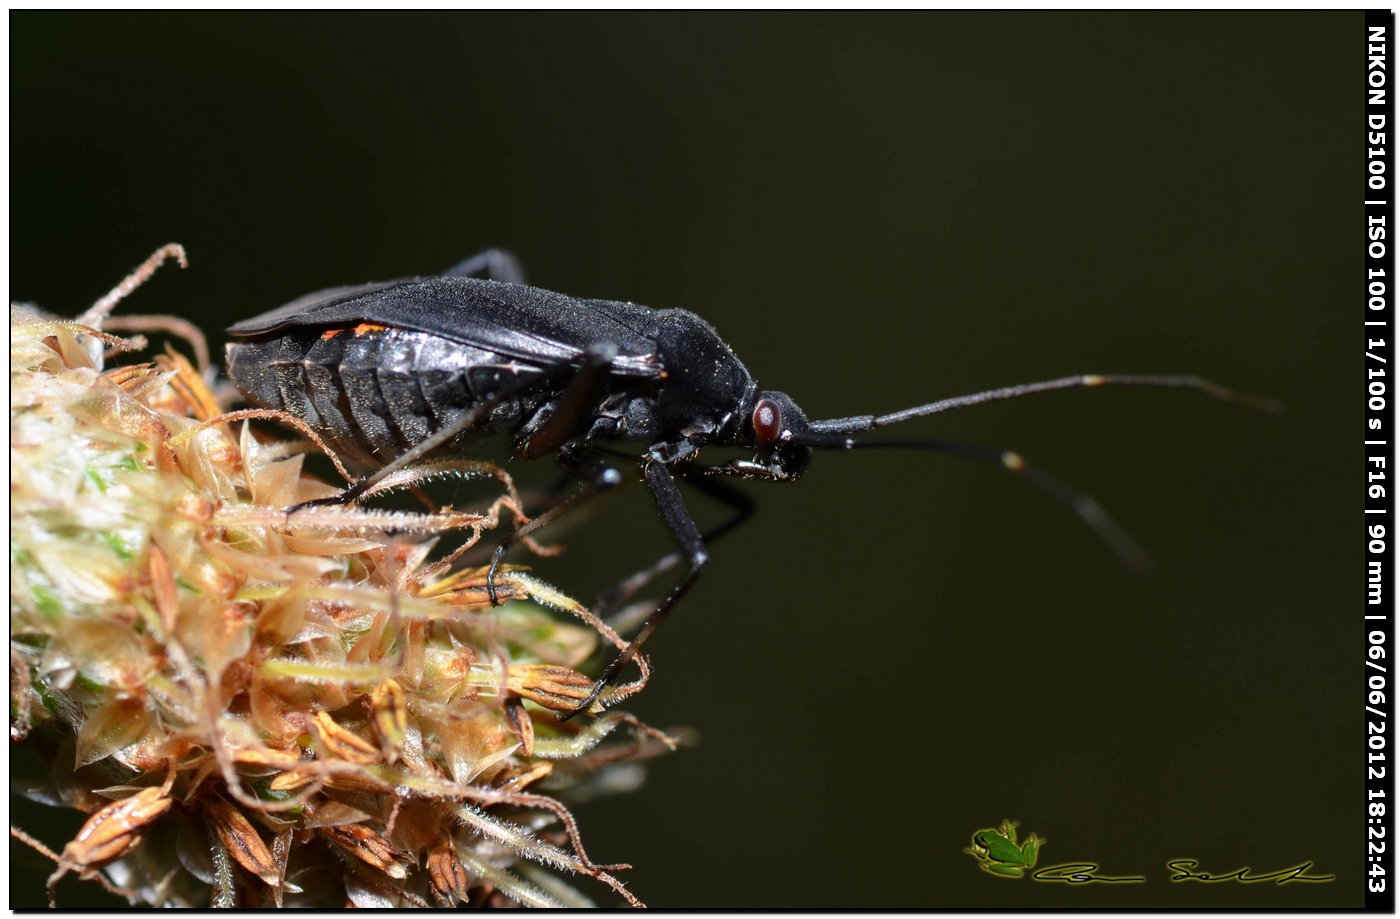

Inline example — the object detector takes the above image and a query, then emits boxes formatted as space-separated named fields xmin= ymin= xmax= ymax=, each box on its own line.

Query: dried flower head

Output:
xmin=10 ymin=248 xmax=677 ymax=908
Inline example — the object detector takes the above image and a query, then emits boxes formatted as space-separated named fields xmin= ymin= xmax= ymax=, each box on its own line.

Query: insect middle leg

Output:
xmin=485 ymin=451 xmax=623 ymax=605
xmin=484 ymin=342 xmax=623 ymax=604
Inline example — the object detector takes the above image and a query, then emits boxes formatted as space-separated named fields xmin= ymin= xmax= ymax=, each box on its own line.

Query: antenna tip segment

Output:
xmin=1072 ymin=494 xmax=1154 ymax=576
xmin=1197 ymin=377 xmax=1283 ymax=415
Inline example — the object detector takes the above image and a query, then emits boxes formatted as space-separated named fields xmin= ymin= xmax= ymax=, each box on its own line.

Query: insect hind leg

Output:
xmin=441 ymin=248 xmax=527 ymax=284
xmin=285 ymin=361 xmax=565 ymax=515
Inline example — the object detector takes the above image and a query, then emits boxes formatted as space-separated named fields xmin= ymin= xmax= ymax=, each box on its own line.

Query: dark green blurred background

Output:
xmin=11 ymin=11 xmax=1361 ymax=908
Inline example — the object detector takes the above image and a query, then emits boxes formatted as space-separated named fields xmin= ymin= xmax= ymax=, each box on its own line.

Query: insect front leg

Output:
xmin=515 ymin=343 xmax=619 ymax=460
xmin=593 ymin=470 xmax=754 ymax=619
xmin=562 ymin=452 xmax=709 ymax=721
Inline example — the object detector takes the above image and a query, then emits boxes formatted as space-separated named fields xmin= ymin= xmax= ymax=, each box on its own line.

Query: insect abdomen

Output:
xmin=227 ymin=325 xmax=549 ymax=473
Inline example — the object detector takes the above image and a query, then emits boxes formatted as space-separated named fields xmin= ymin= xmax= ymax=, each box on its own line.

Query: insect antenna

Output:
xmin=820 ymin=435 xmax=1151 ymax=572
xmin=806 ymin=373 xmax=1280 ymax=435
xmin=795 ymin=373 xmax=1278 ymax=570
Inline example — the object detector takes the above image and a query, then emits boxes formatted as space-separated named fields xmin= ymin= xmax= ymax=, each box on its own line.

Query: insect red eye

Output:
xmin=753 ymin=398 xmax=782 ymax=446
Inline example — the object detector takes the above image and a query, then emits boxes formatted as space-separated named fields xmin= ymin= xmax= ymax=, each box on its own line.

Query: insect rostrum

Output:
xmin=226 ymin=250 xmax=1269 ymax=717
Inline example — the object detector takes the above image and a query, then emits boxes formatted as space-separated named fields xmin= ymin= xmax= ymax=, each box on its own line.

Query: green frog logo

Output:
xmin=965 ymin=819 xmax=1045 ymax=878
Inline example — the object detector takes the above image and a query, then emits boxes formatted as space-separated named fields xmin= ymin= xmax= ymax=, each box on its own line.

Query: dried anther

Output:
xmin=507 ymin=663 xmax=603 ymax=714
xmin=147 ymin=540 xmax=179 ymax=634
xmin=47 ymin=787 xmax=172 ymax=905
xmin=427 ymin=837 xmax=472 ymax=906
xmin=311 ymin=710 xmax=380 ymax=765
xmin=321 ymin=823 xmax=408 ymax=880
xmin=369 ymin=678 xmax=408 ymax=755
xmin=503 ymin=696 xmax=536 ymax=757
xmin=205 ymin=796 xmax=280 ymax=887
xmin=494 ymin=761 xmax=554 ymax=793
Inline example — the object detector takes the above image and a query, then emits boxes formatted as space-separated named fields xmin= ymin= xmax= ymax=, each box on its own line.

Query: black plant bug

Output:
xmin=226 ymin=250 xmax=1274 ymax=718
